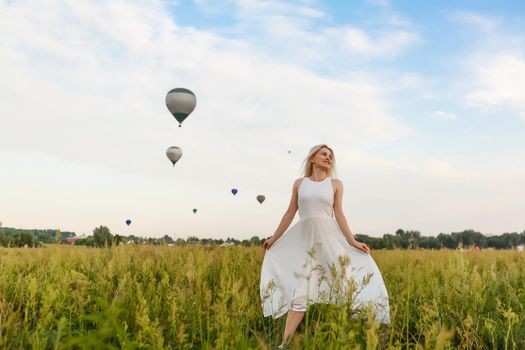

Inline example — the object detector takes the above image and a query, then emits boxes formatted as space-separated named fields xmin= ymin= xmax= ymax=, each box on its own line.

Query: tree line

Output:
xmin=0 ymin=224 xmax=76 ymax=247
xmin=356 ymin=229 xmax=525 ymax=250
xmin=1 ymin=223 xmax=524 ymax=249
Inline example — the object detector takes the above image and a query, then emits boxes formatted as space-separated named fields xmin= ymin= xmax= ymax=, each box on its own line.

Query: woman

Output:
xmin=260 ymin=144 xmax=390 ymax=347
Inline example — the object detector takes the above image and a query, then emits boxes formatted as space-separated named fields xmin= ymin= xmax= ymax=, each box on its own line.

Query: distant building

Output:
xmin=517 ymin=245 xmax=524 ymax=252
xmin=65 ymin=235 xmax=86 ymax=245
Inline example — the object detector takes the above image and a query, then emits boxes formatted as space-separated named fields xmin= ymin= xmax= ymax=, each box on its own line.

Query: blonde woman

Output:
xmin=260 ymin=144 xmax=390 ymax=347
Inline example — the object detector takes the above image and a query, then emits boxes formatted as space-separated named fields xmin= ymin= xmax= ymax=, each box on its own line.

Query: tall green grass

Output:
xmin=0 ymin=246 xmax=523 ymax=349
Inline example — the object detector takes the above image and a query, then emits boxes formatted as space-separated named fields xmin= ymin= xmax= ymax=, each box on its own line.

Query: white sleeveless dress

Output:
xmin=260 ymin=177 xmax=390 ymax=324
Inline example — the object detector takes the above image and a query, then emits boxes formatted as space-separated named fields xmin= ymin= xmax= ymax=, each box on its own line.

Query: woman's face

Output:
xmin=311 ymin=147 xmax=333 ymax=170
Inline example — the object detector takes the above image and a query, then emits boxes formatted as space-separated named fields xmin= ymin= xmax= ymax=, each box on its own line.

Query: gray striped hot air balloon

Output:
xmin=256 ymin=195 xmax=266 ymax=204
xmin=166 ymin=146 xmax=183 ymax=166
xmin=165 ymin=88 xmax=196 ymax=127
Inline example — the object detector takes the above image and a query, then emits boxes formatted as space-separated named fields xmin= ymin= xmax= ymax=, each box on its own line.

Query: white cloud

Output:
xmin=465 ymin=52 xmax=525 ymax=120
xmin=235 ymin=0 xmax=325 ymax=20
xmin=451 ymin=11 xmax=525 ymax=120
xmin=340 ymin=150 xmax=473 ymax=180
xmin=199 ymin=0 xmax=421 ymax=64
xmin=432 ymin=110 xmax=458 ymax=121
xmin=450 ymin=11 xmax=498 ymax=33
xmin=339 ymin=28 xmax=419 ymax=57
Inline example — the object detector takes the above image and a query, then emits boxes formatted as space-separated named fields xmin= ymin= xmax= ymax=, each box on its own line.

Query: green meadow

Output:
xmin=0 ymin=246 xmax=524 ymax=349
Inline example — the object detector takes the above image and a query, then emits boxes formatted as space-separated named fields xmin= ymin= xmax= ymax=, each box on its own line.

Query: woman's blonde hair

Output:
xmin=301 ymin=144 xmax=336 ymax=177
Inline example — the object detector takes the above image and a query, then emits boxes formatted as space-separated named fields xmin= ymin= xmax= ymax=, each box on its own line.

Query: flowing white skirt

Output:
xmin=260 ymin=216 xmax=390 ymax=324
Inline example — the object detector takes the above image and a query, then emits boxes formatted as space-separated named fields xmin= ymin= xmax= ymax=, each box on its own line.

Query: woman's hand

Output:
xmin=263 ymin=237 xmax=276 ymax=250
xmin=352 ymin=241 xmax=370 ymax=254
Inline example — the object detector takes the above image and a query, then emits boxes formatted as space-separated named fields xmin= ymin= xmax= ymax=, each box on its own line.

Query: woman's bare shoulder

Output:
xmin=331 ymin=178 xmax=343 ymax=189
xmin=293 ymin=177 xmax=305 ymax=188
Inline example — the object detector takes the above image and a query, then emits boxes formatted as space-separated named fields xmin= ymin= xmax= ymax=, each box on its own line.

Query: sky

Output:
xmin=1 ymin=0 xmax=525 ymax=239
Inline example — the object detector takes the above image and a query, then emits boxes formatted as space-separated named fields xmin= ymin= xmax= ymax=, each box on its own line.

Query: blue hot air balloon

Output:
xmin=125 ymin=219 xmax=132 ymax=226
xmin=231 ymin=188 xmax=238 ymax=195
xmin=192 ymin=208 xmax=198 ymax=214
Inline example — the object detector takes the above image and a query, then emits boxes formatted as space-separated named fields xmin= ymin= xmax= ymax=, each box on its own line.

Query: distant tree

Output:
xmin=225 ymin=237 xmax=240 ymax=245
xmin=394 ymin=229 xmax=420 ymax=249
xmin=113 ymin=234 xmax=125 ymax=246
xmin=200 ymin=238 xmax=213 ymax=246
xmin=187 ymin=236 xmax=200 ymax=244
xmin=11 ymin=231 xmax=37 ymax=247
xmin=55 ymin=229 xmax=62 ymax=244
xmin=419 ymin=236 xmax=441 ymax=249
xmin=500 ymin=232 xmax=521 ymax=248
xmin=37 ymin=232 xmax=53 ymax=244
xmin=491 ymin=234 xmax=511 ymax=249
xmin=128 ymin=235 xmax=139 ymax=244
xmin=75 ymin=236 xmax=94 ymax=246
xmin=382 ymin=234 xmax=398 ymax=249
xmin=437 ymin=233 xmax=456 ymax=249
xmin=147 ymin=237 xmax=160 ymax=245
xmin=161 ymin=235 xmax=175 ymax=244
xmin=395 ymin=229 xmax=408 ymax=249
xmin=249 ymin=236 xmax=262 ymax=246
xmin=408 ymin=230 xmax=421 ymax=249
xmin=449 ymin=229 xmax=485 ymax=248
xmin=0 ymin=222 xmax=9 ymax=247
xmin=93 ymin=226 xmax=113 ymax=247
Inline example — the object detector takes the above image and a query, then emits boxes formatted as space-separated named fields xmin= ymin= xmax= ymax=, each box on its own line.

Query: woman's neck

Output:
xmin=310 ymin=167 xmax=328 ymax=181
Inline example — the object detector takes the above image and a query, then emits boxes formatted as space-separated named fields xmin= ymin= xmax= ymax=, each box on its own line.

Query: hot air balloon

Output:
xmin=192 ymin=208 xmax=198 ymax=214
xmin=256 ymin=195 xmax=265 ymax=204
xmin=125 ymin=219 xmax=131 ymax=226
xmin=166 ymin=146 xmax=183 ymax=166
xmin=288 ymin=150 xmax=291 ymax=154
xmin=231 ymin=188 xmax=238 ymax=195
xmin=166 ymin=88 xmax=196 ymax=127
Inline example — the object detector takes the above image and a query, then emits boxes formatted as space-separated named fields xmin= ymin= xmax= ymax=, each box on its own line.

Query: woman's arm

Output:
xmin=263 ymin=178 xmax=301 ymax=250
xmin=332 ymin=179 xmax=370 ymax=254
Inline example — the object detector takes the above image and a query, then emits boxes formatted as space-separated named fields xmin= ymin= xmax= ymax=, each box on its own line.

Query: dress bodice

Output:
xmin=298 ymin=177 xmax=334 ymax=219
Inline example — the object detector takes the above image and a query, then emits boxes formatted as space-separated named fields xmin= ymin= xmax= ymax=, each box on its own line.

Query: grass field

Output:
xmin=0 ymin=245 xmax=524 ymax=349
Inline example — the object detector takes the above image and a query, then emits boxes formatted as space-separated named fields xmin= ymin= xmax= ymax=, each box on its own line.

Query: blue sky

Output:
xmin=1 ymin=0 xmax=524 ymax=238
